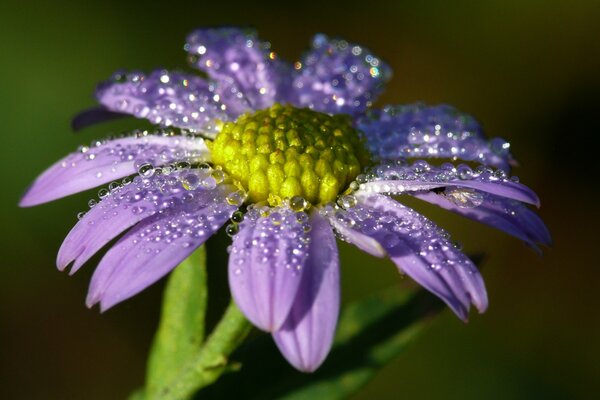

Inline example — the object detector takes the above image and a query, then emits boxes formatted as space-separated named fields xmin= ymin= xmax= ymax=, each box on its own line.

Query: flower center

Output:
xmin=210 ymin=103 xmax=369 ymax=205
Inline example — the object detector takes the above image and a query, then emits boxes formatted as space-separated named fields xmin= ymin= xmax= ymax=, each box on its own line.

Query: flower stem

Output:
xmin=156 ymin=300 xmax=252 ymax=400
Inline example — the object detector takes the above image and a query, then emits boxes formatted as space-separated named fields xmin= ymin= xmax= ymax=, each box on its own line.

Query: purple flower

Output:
xmin=20 ymin=28 xmax=550 ymax=373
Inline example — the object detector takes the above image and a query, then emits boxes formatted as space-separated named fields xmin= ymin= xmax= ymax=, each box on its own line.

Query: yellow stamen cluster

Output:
xmin=209 ymin=103 xmax=369 ymax=205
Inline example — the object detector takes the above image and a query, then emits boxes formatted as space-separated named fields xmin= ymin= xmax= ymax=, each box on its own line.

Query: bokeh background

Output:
xmin=1 ymin=1 xmax=598 ymax=399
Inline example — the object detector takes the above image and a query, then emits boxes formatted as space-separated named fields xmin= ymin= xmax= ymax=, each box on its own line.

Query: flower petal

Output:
xmin=273 ymin=212 xmax=340 ymax=372
xmin=358 ymin=161 xmax=540 ymax=206
xmin=228 ymin=206 xmax=311 ymax=332
xmin=86 ymin=185 xmax=237 ymax=311
xmin=96 ymin=70 xmax=249 ymax=134
xmin=19 ymin=134 xmax=208 ymax=207
xmin=71 ymin=107 xmax=129 ymax=131
xmin=185 ymin=28 xmax=292 ymax=110
xmin=327 ymin=210 xmax=386 ymax=258
xmin=356 ymin=103 xmax=513 ymax=169
xmin=57 ymin=168 xmax=220 ymax=274
xmin=292 ymin=34 xmax=391 ymax=115
xmin=413 ymin=191 xmax=551 ymax=251
xmin=330 ymin=194 xmax=487 ymax=320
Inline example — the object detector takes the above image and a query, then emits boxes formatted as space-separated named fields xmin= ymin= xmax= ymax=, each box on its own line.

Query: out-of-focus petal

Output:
xmin=273 ymin=212 xmax=340 ymax=372
xmin=228 ymin=206 xmax=311 ymax=332
xmin=358 ymin=161 xmax=540 ymax=206
xmin=356 ymin=104 xmax=513 ymax=169
xmin=185 ymin=28 xmax=292 ymax=110
xmin=96 ymin=70 xmax=250 ymax=134
xmin=413 ymin=191 xmax=551 ymax=251
xmin=86 ymin=185 xmax=238 ymax=311
xmin=328 ymin=194 xmax=487 ymax=320
xmin=291 ymin=34 xmax=391 ymax=115
xmin=19 ymin=134 xmax=208 ymax=207
xmin=71 ymin=107 xmax=129 ymax=131
xmin=57 ymin=168 xmax=221 ymax=273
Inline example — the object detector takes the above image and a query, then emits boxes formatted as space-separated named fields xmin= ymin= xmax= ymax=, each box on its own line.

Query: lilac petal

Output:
xmin=96 ymin=70 xmax=250 ymax=134
xmin=71 ymin=107 xmax=129 ymax=131
xmin=19 ymin=134 xmax=208 ymax=207
xmin=355 ymin=103 xmax=513 ymax=169
xmin=273 ymin=212 xmax=340 ymax=372
xmin=327 ymin=211 xmax=386 ymax=258
xmin=359 ymin=161 xmax=540 ymax=206
xmin=86 ymin=185 xmax=237 ymax=311
xmin=327 ymin=194 xmax=487 ymax=320
xmin=57 ymin=168 xmax=220 ymax=274
xmin=291 ymin=34 xmax=391 ymax=115
xmin=228 ymin=206 xmax=311 ymax=332
xmin=413 ymin=191 xmax=551 ymax=250
xmin=185 ymin=28 xmax=292 ymax=110
xmin=359 ymin=193 xmax=487 ymax=316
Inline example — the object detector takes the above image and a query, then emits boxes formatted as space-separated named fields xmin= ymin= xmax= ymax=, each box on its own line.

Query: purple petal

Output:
xmin=185 ymin=28 xmax=292 ymax=110
xmin=20 ymin=134 xmax=208 ymax=207
xmin=228 ymin=206 xmax=311 ymax=332
xmin=413 ymin=191 xmax=551 ymax=250
xmin=291 ymin=34 xmax=391 ymax=115
xmin=359 ymin=161 xmax=540 ymax=206
xmin=96 ymin=70 xmax=250 ymax=134
xmin=273 ymin=212 xmax=340 ymax=372
xmin=327 ymin=194 xmax=487 ymax=320
xmin=327 ymin=210 xmax=386 ymax=258
xmin=57 ymin=168 xmax=221 ymax=274
xmin=355 ymin=103 xmax=513 ymax=169
xmin=86 ymin=185 xmax=237 ymax=311
xmin=71 ymin=107 xmax=130 ymax=131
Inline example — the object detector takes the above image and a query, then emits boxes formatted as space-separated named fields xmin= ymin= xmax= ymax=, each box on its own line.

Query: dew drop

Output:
xmin=231 ymin=210 xmax=244 ymax=223
xmin=98 ymin=188 xmax=109 ymax=199
xmin=443 ymin=187 xmax=484 ymax=208
xmin=176 ymin=161 xmax=191 ymax=170
xmin=180 ymin=172 xmax=201 ymax=190
xmin=211 ymin=169 xmax=225 ymax=184
xmin=108 ymin=181 xmax=121 ymax=193
xmin=289 ymin=196 xmax=308 ymax=212
xmin=138 ymin=163 xmax=155 ymax=177
xmin=225 ymin=223 xmax=239 ymax=237
xmin=337 ymin=195 xmax=357 ymax=209
xmin=226 ymin=190 xmax=246 ymax=206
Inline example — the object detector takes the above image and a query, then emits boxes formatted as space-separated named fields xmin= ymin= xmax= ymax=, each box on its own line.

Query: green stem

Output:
xmin=157 ymin=300 xmax=252 ymax=400
xmin=145 ymin=247 xmax=208 ymax=398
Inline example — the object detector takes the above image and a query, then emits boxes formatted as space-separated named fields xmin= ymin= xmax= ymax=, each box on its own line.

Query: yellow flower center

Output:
xmin=209 ymin=103 xmax=369 ymax=205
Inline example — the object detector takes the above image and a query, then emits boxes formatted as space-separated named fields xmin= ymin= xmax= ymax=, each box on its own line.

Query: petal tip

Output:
xmin=71 ymin=107 xmax=128 ymax=131
xmin=18 ymin=191 xmax=39 ymax=208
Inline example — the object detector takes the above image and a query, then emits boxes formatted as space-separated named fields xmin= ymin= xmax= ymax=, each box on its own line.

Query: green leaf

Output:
xmin=196 ymin=287 xmax=445 ymax=400
xmin=144 ymin=246 xmax=208 ymax=399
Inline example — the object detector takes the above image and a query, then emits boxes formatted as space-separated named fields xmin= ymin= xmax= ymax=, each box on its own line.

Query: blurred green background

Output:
xmin=1 ymin=1 xmax=598 ymax=399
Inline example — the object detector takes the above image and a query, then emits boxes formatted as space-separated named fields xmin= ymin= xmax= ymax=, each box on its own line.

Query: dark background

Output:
xmin=1 ymin=1 xmax=598 ymax=399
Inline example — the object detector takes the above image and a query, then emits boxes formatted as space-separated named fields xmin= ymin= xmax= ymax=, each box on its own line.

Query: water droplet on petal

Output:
xmin=138 ymin=163 xmax=155 ymax=177
xmin=337 ymin=194 xmax=357 ymax=209
xmin=289 ymin=196 xmax=309 ymax=212
xmin=225 ymin=223 xmax=239 ymax=237
xmin=98 ymin=188 xmax=109 ymax=199
xmin=226 ymin=190 xmax=247 ymax=206
xmin=443 ymin=187 xmax=484 ymax=208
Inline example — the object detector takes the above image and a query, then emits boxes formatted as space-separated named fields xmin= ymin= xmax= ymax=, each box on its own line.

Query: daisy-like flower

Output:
xmin=20 ymin=28 xmax=550 ymax=372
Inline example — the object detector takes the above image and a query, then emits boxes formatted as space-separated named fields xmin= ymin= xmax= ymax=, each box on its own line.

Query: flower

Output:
xmin=20 ymin=27 xmax=550 ymax=373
